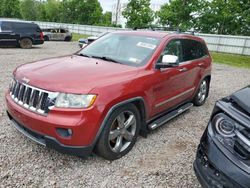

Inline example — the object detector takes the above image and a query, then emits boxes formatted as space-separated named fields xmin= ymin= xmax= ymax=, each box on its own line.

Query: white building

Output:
xmin=112 ymin=0 xmax=165 ymax=28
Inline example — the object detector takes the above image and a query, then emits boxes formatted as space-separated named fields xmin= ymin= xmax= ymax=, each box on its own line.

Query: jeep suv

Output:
xmin=0 ymin=19 xmax=44 ymax=49
xmin=194 ymin=86 xmax=250 ymax=188
xmin=5 ymin=31 xmax=212 ymax=160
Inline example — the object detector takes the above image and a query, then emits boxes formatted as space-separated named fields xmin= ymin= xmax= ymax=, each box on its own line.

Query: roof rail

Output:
xmin=133 ymin=26 xmax=195 ymax=35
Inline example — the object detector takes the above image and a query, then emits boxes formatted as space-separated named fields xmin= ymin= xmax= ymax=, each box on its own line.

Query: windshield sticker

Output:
xmin=137 ymin=42 xmax=156 ymax=50
xmin=129 ymin=57 xmax=141 ymax=64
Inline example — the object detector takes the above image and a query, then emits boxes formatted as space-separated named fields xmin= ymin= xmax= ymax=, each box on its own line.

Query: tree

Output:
xmin=157 ymin=0 xmax=205 ymax=30
xmin=60 ymin=0 xmax=103 ymax=25
xmin=44 ymin=0 xmax=60 ymax=22
xmin=195 ymin=0 xmax=250 ymax=35
xmin=101 ymin=12 xmax=112 ymax=26
xmin=1 ymin=0 xmax=21 ymax=18
xmin=20 ymin=0 xmax=38 ymax=20
xmin=123 ymin=0 xmax=154 ymax=28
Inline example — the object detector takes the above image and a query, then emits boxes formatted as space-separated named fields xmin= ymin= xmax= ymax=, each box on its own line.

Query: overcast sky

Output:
xmin=99 ymin=0 xmax=167 ymax=12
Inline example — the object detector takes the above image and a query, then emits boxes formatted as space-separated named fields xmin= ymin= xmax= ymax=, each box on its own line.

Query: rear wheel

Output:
xmin=95 ymin=104 xmax=140 ymax=160
xmin=19 ymin=38 xmax=32 ymax=49
xmin=64 ymin=36 xmax=71 ymax=41
xmin=44 ymin=36 xmax=49 ymax=41
xmin=193 ymin=79 xmax=209 ymax=106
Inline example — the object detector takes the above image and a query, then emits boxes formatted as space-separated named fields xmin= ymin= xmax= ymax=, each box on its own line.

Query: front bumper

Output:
xmin=8 ymin=113 xmax=92 ymax=157
xmin=5 ymin=92 xmax=106 ymax=156
xmin=194 ymin=126 xmax=250 ymax=188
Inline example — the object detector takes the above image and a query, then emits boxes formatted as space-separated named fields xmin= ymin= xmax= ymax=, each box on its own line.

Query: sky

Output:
xmin=99 ymin=0 xmax=167 ymax=12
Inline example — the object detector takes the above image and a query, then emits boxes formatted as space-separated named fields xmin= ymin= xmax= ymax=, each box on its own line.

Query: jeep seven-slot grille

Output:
xmin=10 ymin=80 xmax=53 ymax=115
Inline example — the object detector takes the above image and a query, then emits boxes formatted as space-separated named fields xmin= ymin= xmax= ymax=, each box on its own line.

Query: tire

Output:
xmin=193 ymin=79 xmax=209 ymax=106
xmin=64 ymin=36 xmax=71 ymax=41
xmin=19 ymin=38 xmax=32 ymax=49
xmin=44 ymin=36 xmax=49 ymax=41
xmin=95 ymin=103 xmax=141 ymax=160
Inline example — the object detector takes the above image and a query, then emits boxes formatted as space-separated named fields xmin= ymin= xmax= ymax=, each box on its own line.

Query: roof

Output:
xmin=113 ymin=30 xmax=204 ymax=42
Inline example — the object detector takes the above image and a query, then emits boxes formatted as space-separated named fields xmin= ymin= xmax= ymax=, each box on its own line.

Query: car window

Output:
xmin=182 ymin=39 xmax=207 ymax=61
xmin=1 ymin=22 xmax=12 ymax=31
xmin=79 ymin=33 xmax=161 ymax=67
xmin=158 ymin=39 xmax=182 ymax=63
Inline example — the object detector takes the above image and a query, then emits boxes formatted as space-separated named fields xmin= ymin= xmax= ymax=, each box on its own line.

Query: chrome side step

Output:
xmin=148 ymin=102 xmax=193 ymax=130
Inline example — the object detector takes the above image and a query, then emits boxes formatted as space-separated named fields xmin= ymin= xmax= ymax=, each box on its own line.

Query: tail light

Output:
xmin=40 ymin=32 xmax=44 ymax=40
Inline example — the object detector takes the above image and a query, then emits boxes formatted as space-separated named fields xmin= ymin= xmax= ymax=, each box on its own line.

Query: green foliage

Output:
xmin=157 ymin=0 xmax=205 ymax=30
xmin=101 ymin=12 xmax=112 ymax=26
xmin=195 ymin=0 xmax=250 ymax=35
xmin=157 ymin=0 xmax=249 ymax=35
xmin=60 ymin=0 xmax=103 ymax=25
xmin=1 ymin=0 xmax=21 ymax=18
xmin=20 ymin=0 xmax=38 ymax=20
xmin=123 ymin=0 xmax=154 ymax=28
xmin=212 ymin=52 xmax=250 ymax=69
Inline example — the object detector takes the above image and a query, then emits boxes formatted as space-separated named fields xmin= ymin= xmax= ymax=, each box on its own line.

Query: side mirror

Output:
xmin=156 ymin=55 xmax=179 ymax=69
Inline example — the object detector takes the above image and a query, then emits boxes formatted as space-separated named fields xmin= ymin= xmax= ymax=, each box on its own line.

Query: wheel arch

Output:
xmin=92 ymin=97 xmax=148 ymax=147
xmin=19 ymin=36 xmax=33 ymax=43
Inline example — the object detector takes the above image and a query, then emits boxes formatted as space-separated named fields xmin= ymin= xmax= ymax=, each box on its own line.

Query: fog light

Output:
xmin=56 ymin=128 xmax=73 ymax=138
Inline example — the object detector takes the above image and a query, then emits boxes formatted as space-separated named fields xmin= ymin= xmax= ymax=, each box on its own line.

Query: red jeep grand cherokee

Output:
xmin=6 ymin=31 xmax=212 ymax=160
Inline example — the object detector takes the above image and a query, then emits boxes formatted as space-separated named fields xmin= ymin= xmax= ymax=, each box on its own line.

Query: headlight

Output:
xmin=213 ymin=114 xmax=235 ymax=137
xmin=55 ymin=93 xmax=97 ymax=108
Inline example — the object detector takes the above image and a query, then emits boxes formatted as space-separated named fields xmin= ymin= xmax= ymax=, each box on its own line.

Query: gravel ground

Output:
xmin=0 ymin=42 xmax=250 ymax=188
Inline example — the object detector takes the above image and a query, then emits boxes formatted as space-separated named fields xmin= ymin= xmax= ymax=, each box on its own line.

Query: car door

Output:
xmin=181 ymin=39 xmax=207 ymax=93
xmin=0 ymin=22 xmax=19 ymax=46
xmin=152 ymin=38 xmax=201 ymax=115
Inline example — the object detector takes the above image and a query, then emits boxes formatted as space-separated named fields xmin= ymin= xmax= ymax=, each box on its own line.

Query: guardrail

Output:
xmin=35 ymin=21 xmax=250 ymax=55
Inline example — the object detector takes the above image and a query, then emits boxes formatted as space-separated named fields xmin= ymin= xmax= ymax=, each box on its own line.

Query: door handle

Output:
xmin=178 ymin=67 xmax=188 ymax=72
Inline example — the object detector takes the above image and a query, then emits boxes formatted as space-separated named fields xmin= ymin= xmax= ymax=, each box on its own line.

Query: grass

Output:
xmin=211 ymin=52 xmax=250 ymax=69
xmin=72 ymin=33 xmax=90 ymax=41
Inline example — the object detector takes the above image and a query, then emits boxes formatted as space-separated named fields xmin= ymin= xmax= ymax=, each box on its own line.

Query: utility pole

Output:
xmin=115 ymin=0 xmax=121 ymax=25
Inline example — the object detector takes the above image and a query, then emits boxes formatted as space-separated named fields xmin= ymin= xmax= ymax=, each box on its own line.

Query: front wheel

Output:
xmin=193 ymin=79 xmax=209 ymax=106
xmin=95 ymin=104 xmax=140 ymax=160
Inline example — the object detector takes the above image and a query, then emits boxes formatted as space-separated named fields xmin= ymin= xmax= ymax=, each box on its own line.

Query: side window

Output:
xmin=182 ymin=39 xmax=207 ymax=61
xmin=1 ymin=22 xmax=12 ymax=31
xmin=158 ymin=40 xmax=182 ymax=63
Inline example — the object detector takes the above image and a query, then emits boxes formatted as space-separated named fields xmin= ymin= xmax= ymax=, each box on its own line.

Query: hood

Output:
xmin=14 ymin=55 xmax=138 ymax=94
xmin=231 ymin=86 xmax=250 ymax=114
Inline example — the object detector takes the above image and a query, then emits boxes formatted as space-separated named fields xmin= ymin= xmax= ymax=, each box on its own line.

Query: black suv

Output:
xmin=0 ymin=19 xmax=44 ymax=49
xmin=194 ymin=86 xmax=250 ymax=188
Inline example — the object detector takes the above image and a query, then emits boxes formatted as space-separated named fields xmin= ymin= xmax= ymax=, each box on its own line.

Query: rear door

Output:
xmin=181 ymin=39 xmax=208 ymax=92
xmin=0 ymin=22 xmax=20 ymax=46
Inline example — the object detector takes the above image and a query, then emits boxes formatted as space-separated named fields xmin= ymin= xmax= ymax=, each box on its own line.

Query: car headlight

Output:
xmin=55 ymin=93 xmax=97 ymax=108
xmin=213 ymin=113 xmax=236 ymax=137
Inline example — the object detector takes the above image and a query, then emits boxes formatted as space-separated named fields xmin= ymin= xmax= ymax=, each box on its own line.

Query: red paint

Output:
xmin=6 ymin=31 xmax=212 ymax=147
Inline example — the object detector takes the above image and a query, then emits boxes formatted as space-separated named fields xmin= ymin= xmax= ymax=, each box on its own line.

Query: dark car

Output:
xmin=194 ymin=86 xmax=250 ymax=188
xmin=0 ymin=19 xmax=44 ymax=49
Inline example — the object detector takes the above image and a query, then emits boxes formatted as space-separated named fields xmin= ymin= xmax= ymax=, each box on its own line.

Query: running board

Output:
xmin=148 ymin=103 xmax=193 ymax=130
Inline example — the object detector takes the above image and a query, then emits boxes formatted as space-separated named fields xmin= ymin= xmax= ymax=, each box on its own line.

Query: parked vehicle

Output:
xmin=78 ymin=32 xmax=108 ymax=48
xmin=0 ymin=19 xmax=44 ymax=49
xmin=194 ymin=86 xmax=250 ymax=188
xmin=6 ymin=31 xmax=212 ymax=160
xmin=42 ymin=28 xmax=72 ymax=41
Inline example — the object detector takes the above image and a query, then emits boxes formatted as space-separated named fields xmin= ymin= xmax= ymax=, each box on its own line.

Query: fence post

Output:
xmin=242 ymin=38 xmax=247 ymax=55
xmin=216 ymin=36 xmax=221 ymax=53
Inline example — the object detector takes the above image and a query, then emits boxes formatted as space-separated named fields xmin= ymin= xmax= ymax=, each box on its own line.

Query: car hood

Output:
xmin=14 ymin=55 xmax=139 ymax=94
xmin=231 ymin=86 xmax=250 ymax=114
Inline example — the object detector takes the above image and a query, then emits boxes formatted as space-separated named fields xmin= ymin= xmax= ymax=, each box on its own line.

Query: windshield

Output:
xmin=78 ymin=33 xmax=161 ymax=67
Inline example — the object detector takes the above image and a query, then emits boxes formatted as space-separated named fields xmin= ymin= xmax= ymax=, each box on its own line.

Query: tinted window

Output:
xmin=182 ymin=39 xmax=207 ymax=61
xmin=1 ymin=22 xmax=12 ymax=31
xmin=158 ymin=40 xmax=182 ymax=63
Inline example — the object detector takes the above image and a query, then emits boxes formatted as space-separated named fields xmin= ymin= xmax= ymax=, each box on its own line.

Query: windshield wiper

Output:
xmin=92 ymin=56 xmax=122 ymax=64
xmin=77 ymin=53 xmax=92 ymax=58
